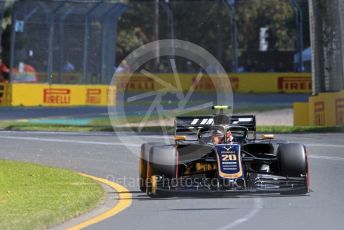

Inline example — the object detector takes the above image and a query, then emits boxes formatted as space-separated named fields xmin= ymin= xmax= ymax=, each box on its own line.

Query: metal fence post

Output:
xmin=160 ymin=1 xmax=175 ymax=59
xmin=101 ymin=3 xmax=127 ymax=84
xmin=112 ymin=4 xmax=128 ymax=83
xmin=58 ymin=7 xmax=74 ymax=84
xmin=0 ymin=11 xmax=3 ymax=54
xmin=10 ymin=3 xmax=44 ymax=83
xmin=46 ymin=3 xmax=64 ymax=84
xmin=100 ymin=7 xmax=114 ymax=84
xmin=9 ymin=11 xmax=17 ymax=83
xmin=226 ymin=0 xmax=238 ymax=73
xmin=290 ymin=0 xmax=304 ymax=72
xmin=82 ymin=2 xmax=102 ymax=84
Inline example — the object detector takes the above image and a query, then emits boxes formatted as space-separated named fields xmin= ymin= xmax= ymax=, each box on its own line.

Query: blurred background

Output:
xmin=0 ymin=0 xmax=342 ymax=131
xmin=2 ymin=0 xmax=310 ymax=84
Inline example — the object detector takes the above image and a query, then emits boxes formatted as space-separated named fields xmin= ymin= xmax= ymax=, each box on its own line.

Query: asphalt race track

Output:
xmin=0 ymin=131 xmax=343 ymax=230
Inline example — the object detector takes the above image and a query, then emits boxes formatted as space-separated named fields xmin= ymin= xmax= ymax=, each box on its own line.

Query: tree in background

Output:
xmin=0 ymin=0 xmax=309 ymax=72
xmin=1 ymin=3 xmax=13 ymax=67
xmin=236 ymin=0 xmax=295 ymax=51
xmin=116 ymin=0 xmax=309 ymax=71
xmin=117 ymin=1 xmax=151 ymax=62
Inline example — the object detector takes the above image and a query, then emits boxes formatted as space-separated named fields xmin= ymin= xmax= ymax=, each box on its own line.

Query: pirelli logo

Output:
xmin=86 ymin=89 xmax=102 ymax=104
xmin=314 ymin=101 xmax=325 ymax=125
xmin=43 ymin=88 xmax=71 ymax=105
xmin=192 ymin=76 xmax=215 ymax=91
xmin=192 ymin=77 xmax=239 ymax=91
xmin=230 ymin=77 xmax=239 ymax=91
xmin=119 ymin=76 xmax=154 ymax=90
xmin=278 ymin=77 xmax=311 ymax=91
xmin=106 ymin=88 xmax=116 ymax=105
xmin=336 ymin=98 xmax=344 ymax=125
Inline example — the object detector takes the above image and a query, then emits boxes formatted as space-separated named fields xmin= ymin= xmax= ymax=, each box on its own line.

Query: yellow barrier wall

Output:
xmin=294 ymin=90 xmax=344 ymax=126
xmin=293 ymin=102 xmax=309 ymax=126
xmin=0 ymin=83 xmax=11 ymax=106
xmin=5 ymin=72 xmax=311 ymax=107
xmin=11 ymin=84 xmax=115 ymax=106
xmin=116 ymin=73 xmax=312 ymax=93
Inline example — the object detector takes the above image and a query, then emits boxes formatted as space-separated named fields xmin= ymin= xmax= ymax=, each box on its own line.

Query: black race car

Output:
xmin=139 ymin=106 xmax=310 ymax=197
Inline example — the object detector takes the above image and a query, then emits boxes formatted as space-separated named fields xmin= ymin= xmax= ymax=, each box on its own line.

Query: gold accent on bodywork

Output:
xmin=175 ymin=135 xmax=187 ymax=141
xmin=151 ymin=175 xmax=158 ymax=195
xmin=262 ymin=134 xmax=275 ymax=139
xmin=196 ymin=163 xmax=213 ymax=172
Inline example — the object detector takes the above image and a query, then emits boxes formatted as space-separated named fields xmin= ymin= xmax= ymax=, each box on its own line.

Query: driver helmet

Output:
xmin=210 ymin=129 xmax=224 ymax=136
xmin=210 ymin=128 xmax=225 ymax=144
xmin=226 ymin=130 xmax=234 ymax=142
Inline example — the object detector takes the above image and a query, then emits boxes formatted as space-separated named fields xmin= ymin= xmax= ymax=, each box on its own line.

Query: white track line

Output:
xmin=309 ymin=155 xmax=344 ymax=161
xmin=1 ymin=131 xmax=342 ymax=147
xmin=1 ymin=134 xmax=343 ymax=153
xmin=307 ymin=143 xmax=344 ymax=148
xmin=0 ymin=135 xmax=141 ymax=147
xmin=0 ymin=130 xmax=112 ymax=136
xmin=216 ymin=198 xmax=263 ymax=230
xmin=0 ymin=130 xmax=172 ymax=140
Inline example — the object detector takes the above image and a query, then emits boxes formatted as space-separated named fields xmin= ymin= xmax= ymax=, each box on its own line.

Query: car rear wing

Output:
xmin=175 ymin=114 xmax=256 ymax=139
xmin=229 ymin=115 xmax=256 ymax=131
xmin=175 ymin=116 xmax=214 ymax=137
xmin=230 ymin=115 xmax=256 ymax=139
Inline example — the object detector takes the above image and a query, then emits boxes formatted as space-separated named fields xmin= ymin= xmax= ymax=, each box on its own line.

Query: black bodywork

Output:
xmin=140 ymin=114 xmax=310 ymax=197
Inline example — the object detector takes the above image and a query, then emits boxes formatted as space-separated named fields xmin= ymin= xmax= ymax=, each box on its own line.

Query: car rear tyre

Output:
xmin=139 ymin=143 xmax=160 ymax=192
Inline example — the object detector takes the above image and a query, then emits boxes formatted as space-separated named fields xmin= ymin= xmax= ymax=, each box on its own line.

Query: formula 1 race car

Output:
xmin=139 ymin=106 xmax=310 ymax=197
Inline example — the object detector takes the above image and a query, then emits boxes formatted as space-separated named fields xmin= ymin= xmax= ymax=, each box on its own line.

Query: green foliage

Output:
xmin=117 ymin=2 xmax=152 ymax=61
xmin=0 ymin=0 xmax=308 ymax=69
xmin=236 ymin=0 xmax=296 ymax=51
xmin=115 ymin=0 xmax=307 ymax=68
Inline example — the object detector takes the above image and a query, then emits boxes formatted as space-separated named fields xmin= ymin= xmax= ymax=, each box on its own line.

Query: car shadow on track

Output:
xmin=164 ymin=208 xmax=237 ymax=211
xmin=111 ymin=190 xmax=311 ymax=201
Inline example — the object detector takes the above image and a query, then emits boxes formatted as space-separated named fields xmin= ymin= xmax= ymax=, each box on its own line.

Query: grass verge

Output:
xmin=1 ymin=121 xmax=343 ymax=133
xmin=256 ymin=125 xmax=344 ymax=133
xmin=0 ymin=160 xmax=104 ymax=230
